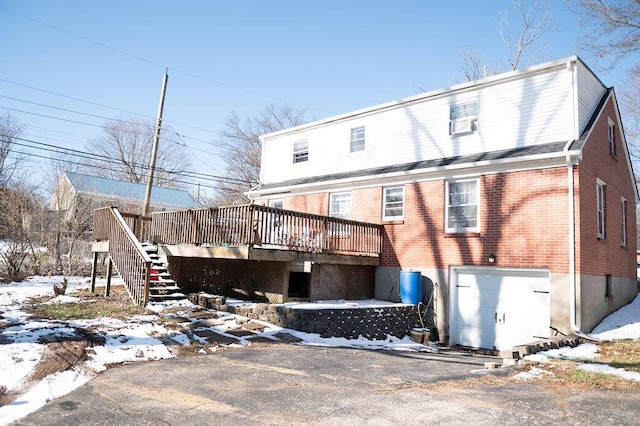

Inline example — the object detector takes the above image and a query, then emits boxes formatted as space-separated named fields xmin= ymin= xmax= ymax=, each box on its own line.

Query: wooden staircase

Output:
xmin=142 ymin=243 xmax=186 ymax=302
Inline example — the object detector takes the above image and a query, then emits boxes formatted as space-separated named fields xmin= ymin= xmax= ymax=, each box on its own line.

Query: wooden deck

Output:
xmin=149 ymin=205 xmax=383 ymax=265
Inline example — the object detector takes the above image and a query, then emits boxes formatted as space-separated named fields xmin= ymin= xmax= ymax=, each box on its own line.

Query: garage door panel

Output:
xmin=451 ymin=268 xmax=550 ymax=351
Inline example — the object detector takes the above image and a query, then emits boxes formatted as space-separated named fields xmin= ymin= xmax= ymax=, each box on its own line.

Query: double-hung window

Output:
xmin=293 ymin=140 xmax=309 ymax=163
xmin=597 ymin=181 xmax=606 ymax=239
xmin=350 ymin=126 xmax=365 ymax=152
xmin=383 ymin=186 xmax=404 ymax=220
xmin=330 ymin=192 xmax=351 ymax=219
xmin=446 ymin=179 xmax=479 ymax=232
xmin=449 ymin=101 xmax=478 ymax=136
xmin=608 ymin=118 xmax=616 ymax=156
xmin=621 ymin=197 xmax=627 ymax=247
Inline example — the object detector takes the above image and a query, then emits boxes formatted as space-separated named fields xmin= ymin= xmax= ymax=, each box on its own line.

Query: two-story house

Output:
xmin=247 ymin=56 xmax=639 ymax=351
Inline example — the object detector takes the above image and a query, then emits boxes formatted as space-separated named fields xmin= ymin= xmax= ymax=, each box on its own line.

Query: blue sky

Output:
xmin=0 ymin=1 xmax=626 ymax=195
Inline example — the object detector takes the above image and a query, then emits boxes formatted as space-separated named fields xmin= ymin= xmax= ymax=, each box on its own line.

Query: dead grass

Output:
xmin=24 ymin=286 xmax=147 ymax=320
xmin=591 ymin=340 xmax=640 ymax=373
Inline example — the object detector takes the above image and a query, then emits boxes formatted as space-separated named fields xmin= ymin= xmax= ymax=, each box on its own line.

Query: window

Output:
xmin=621 ymin=197 xmax=627 ymax=247
xmin=350 ymin=126 xmax=365 ymax=152
xmin=293 ymin=141 xmax=308 ymax=163
xmin=605 ymin=274 xmax=612 ymax=298
xmin=608 ymin=117 xmax=616 ymax=156
xmin=383 ymin=186 xmax=404 ymax=220
xmin=330 ymin=192 xmax=351 ymax=219
xmin=449 ymin=101 xmax=478 ymax=136
xmin=446 ymin=179 xmax=479 ymax=232
xmin=269 ymin=199 xmax=283 ymax=209
xmin=597 ymin=181 xmax=606 ymax=239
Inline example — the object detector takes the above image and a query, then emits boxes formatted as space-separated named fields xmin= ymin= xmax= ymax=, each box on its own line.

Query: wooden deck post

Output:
xmin=90 ymin=251 xmax=98 ymax=293
xmin=105 ymin=257 xmax=113 ymax=297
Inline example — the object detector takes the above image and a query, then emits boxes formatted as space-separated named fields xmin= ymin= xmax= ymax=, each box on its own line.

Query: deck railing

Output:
xmin=93 ymin=207 xmax=152 ymax=305
xmin=151 ymin=204 xmax=382 ymax=256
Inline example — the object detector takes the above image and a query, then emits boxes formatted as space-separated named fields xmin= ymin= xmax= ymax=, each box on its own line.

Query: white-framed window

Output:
xmin=330 ymin=192 xmax=351 ymax=219
xmin=350 ymin=126 xmax=365 ymax=152
xmin=446 ymin=179 xmax=479 ymax=232
xmin=269 ymin=199 xmax=283 ymax=209
xmin=383 ymin=186 xmax=404 ymax=220
xmin=293 ymin=140 xmax=309 ymax=163
xmin=597 ymin=180 xmax=606 ymax=239
xmin=449 ymin=101 xmax=478 ymax=136
xmin=608 ymin=117 xmax=616 ymax=156
xmin=621 ymin=197 xmax=627 ymax=247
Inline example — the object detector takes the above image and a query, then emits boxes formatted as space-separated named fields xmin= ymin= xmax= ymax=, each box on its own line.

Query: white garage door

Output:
xmin=450 ymin=267 xmax=550 ymax=351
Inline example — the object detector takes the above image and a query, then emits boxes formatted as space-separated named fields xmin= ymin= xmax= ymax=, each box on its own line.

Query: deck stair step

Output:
xmin=142 ymin=244 xmax=186 ymax=303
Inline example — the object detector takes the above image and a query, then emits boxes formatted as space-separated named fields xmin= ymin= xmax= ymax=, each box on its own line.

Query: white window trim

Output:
xmin=445 ymin=178 xmax=480 ymax=233
xmin=621 ymin=197 xmax=627 ymax=247
xmin=608 ymin=117 xmax=616 ymax=156
xmin=449 ymin=100 xmax=478 ymax=136
xmin=350 ymin=126 xmax=365 ymax=153
xmin=330 ymin=191 xmax=351 ymax=220
xmin=293 ymin=140 xmax=309 ymax=163
xmin=597 ymin=179 xmax=606 ymax=239
xmin=382 ymin=186 xmax=404 ymax=221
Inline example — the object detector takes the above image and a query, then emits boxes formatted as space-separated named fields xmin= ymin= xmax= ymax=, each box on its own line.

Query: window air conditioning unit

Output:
xmin=451 ymin=118 xmax=474 ymax=135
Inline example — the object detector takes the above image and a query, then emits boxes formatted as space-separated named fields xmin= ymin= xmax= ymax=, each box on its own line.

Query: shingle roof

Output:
xmin=65 ymin=172 xmax=200 ymax=209
xmin=258 ymin=141 xmax=569 ymax=191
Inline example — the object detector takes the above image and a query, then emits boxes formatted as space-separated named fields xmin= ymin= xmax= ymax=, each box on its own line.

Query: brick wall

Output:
xmin=577 ymin=96 xmax=637 ymax=279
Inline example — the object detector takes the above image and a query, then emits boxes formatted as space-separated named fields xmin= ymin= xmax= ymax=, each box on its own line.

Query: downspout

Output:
xmin=566 ymin=59 xmax=580 ymax=333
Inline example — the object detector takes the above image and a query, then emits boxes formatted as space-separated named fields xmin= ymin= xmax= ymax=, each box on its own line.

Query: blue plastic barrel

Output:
xmin=400 ymin=271 xmax=422 ymax=305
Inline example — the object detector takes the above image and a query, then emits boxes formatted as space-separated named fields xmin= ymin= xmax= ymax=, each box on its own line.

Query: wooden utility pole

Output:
xmin=143 ymin=68 xmax=169 ymax=217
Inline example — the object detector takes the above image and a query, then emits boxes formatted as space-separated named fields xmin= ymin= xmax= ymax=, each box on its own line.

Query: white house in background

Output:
xmin=248 ymin=56 xmax=639 ymax=351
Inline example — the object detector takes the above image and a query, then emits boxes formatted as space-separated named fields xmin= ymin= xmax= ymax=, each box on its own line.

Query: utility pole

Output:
xmin=143 ymin=68 xmax=169 ymax=217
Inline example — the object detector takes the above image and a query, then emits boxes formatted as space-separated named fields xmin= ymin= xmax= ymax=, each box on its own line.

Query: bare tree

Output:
xmin=619 ymin=64 xmax=640 ymax=158
xmin=456 ymin=0 xmax=552 ymax=82
xmin=0 ymin=184 xmax=43 ymax=282
xmin=0 ymin=112 xmax=26 ymax=188
xmin=214 ymin=103 xmax=308 ymax=206
xmin=498 ymin=0 xmax=552 ymax=70
xmin=85 ymin=118 xmax=192 ymax=188
xmin=567 ymin=0 xmax=640 ymax=69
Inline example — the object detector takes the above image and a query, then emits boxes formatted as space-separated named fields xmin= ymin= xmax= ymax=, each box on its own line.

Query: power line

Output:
xmin=0 ymin=6 xmax=326 ymax=114
xmin=13 ymin=136 xmax=249 ymax=186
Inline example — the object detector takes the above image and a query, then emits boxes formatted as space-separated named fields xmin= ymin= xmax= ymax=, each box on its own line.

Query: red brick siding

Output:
xmin=577 ymin=97 xmax=637 ymax=279
xmin=286 ymin=193 xmax=329 ymax=216
xmin=379 ymin=169 xmax=571 ymax=272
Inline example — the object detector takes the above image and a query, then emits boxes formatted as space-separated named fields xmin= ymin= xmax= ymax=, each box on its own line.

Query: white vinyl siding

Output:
xmin=259 ymin=61 xmax=603 ymax=186
xmin=330 ymin=192 xmax=351 ymax=219
xmin=350 ymin=126 xmax=365 ymax=152
xmin=597 ymin=181 xmax=605 ymax=239
xmin=383 ymin=186 xmax=404 ymax=220
xmin=446 ymin=179 xmax=479 ymax=232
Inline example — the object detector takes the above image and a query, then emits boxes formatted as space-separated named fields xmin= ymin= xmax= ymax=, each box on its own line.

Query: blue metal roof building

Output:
xmin=63 ymin=172 xmax=201 ymax=210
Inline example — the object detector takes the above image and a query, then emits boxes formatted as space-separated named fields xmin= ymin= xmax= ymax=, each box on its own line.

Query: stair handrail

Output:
xmin=93 ymin=206 xmax=152 ymax=305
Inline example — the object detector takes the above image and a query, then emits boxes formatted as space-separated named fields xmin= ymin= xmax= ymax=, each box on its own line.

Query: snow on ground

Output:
xmin=0 ymin=276 xmax=425 ymax=425
xmin=522 ymin=294 xmax=640 ymax=382
xmin=1 ymin=276 xmax=639 ymax=425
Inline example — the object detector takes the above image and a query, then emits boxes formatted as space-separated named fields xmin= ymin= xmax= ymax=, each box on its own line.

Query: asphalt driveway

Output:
xmin=13 ymin=345 xmax=640 ymax=425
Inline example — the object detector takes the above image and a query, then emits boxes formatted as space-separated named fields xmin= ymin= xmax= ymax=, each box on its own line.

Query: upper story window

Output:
xmin=446 ymin=179 xmax=479 ymax=233
xmin=350 ymin=126 xmax=365 ymax=152
xmin=330 ymin=192 xmax=351 ymax=219
xmin=383 ymin=186 xmax=404 ymax=220
xmin=293 ymin=140 xmax=309 ymax=163
xmin=449 ymin=101 xmax=478 ymax=136
xmin=621 ymin=197 xmax=627 ymax=247
xmin=608 ymin=117 xmax=616 ymax=156
xmin=597 ymin=180 xmax=606 ymax=239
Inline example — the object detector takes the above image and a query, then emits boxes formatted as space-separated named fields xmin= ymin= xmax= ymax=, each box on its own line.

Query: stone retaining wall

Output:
xmin=188 ymin=293 xmax=421 ymax=340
